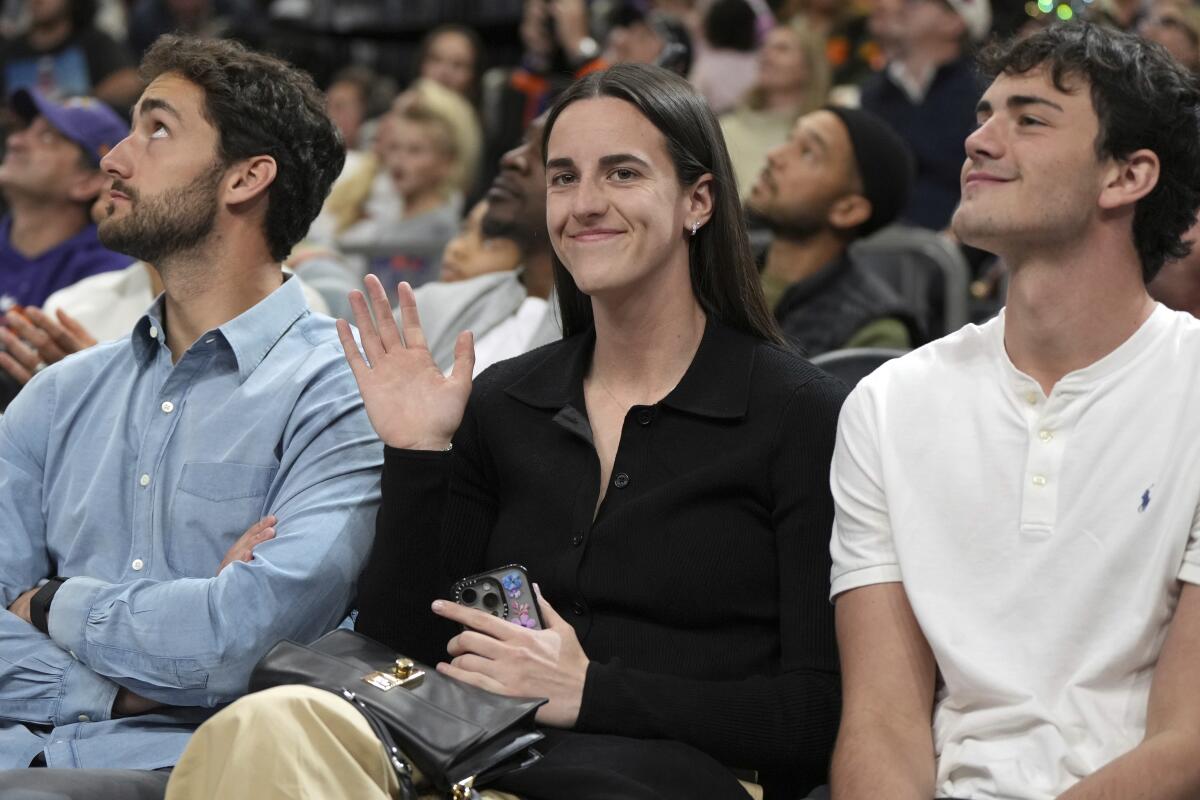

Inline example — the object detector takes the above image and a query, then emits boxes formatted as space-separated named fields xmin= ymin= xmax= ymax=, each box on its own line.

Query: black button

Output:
xmin=573 ymin=602 xmax=586 ymax=616
xmin=571 ymin=533 xmax=584 ymax=547
xmin=636 ymin=410 xmax=652 ymax=426
xmin=613 ymin=472 xmax=630 ymax=489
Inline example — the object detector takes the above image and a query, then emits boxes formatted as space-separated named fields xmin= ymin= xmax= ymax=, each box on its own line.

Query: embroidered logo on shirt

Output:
xmin=1139 ymin=485 xmax=1155 ymax=513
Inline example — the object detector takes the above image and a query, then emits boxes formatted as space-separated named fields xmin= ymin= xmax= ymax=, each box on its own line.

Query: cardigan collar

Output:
xmin=503 ymin=316 xmax=758 ymax=420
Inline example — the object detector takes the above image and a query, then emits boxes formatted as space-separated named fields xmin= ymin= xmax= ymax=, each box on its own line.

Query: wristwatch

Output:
xmin=30 ymin=577 xmax=68 ymax=635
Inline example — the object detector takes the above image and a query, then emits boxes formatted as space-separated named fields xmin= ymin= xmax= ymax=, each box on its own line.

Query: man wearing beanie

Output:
xmin=749 ymin=106 xmax=923 ymax=357
xmin=0 ymin=89 xmax=133 ymax=315
xmin=861 ymin=0 xmax=990 ymax=231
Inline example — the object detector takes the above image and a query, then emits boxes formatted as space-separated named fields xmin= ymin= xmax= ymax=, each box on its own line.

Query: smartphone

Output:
xmin=452 ymin=564 xmax=545 ymax=630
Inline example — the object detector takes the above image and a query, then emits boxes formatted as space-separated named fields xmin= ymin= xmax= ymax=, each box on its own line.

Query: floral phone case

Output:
xmin=452 ymin=564 xmax=545 ymax=630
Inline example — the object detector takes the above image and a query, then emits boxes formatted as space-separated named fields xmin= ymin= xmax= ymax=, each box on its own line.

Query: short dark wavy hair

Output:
xmin=140 ymin=35 xmax=345 ymax=262
xmin=978 ymin=23 xmax=1200 ymax=283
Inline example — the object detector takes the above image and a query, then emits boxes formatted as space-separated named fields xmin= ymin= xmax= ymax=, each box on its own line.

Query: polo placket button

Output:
xmin=614 ymin=472 xmax=630 ymax=489
xmin=571 ymin=534 xmax=584 ymax=547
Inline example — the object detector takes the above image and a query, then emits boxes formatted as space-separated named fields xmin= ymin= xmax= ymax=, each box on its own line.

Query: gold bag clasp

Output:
xmin=362 ymin=657 xmax=425 ymax=691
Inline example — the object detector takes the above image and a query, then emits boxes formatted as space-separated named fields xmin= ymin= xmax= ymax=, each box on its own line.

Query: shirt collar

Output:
xmin=992 ymin=302 xmax=1172 ymax=395
xmin=131 ymin=274 xmax=309 ymax=381
xmin=504 ymin=317 xmax=757 ymax=420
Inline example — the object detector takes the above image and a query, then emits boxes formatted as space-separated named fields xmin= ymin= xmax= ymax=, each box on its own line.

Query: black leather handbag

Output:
xmin=249 ymin=629 xmax=546 ymax=800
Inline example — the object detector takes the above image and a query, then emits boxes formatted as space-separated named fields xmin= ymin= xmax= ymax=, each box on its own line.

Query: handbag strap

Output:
xmin=337 ymin=688 xmax=420 ymax=800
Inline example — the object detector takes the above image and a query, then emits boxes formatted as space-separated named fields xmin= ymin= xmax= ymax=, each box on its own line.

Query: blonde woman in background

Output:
xmin=719 ymin=19 xmax=829 ymax=202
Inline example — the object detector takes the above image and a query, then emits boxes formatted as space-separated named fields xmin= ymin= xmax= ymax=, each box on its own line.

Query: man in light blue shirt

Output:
xmin=0 ymin=35 xmax=380 ymax=798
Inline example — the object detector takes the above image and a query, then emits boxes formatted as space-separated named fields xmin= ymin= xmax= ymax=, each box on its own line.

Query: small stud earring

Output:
xmin=690 ymin=221 xmax=700 ymax=237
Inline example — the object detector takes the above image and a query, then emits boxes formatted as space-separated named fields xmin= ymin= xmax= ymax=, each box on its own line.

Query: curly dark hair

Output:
xmin=977 ymin=23 xmax=1200 ymax=283
xmin=140 ymin=35 xmax=345 ymax=262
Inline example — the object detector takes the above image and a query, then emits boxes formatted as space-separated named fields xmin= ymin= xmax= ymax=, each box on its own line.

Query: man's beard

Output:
xmin=99 ymin=161 xmax=225 ymax=266
xmin=747 ymin=202 xmax=825 ymax=243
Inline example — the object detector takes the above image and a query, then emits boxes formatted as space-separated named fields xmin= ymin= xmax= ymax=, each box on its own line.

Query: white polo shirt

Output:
xmin=830 ymin=304 xmax=1200 ymax=800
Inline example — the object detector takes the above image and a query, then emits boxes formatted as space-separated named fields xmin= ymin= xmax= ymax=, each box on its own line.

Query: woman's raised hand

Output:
xmin=336 ymin=275 xmax=474 ymax=450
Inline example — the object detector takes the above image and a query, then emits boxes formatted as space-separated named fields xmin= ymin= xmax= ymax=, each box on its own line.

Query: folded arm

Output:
xmin=45 ymin=374 xmax=382 ymax=707
xmin=0 ymin=372 xmax=122 ymax=726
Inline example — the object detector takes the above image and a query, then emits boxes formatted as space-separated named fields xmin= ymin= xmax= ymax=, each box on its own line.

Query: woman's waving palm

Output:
xmin=336 ymin=275 xmax=474 ymax=450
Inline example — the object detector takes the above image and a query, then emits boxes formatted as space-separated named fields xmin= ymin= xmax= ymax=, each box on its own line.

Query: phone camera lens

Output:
xmin=461 ymin=588 xmax=477 ymax=604
xmin=483 ymin=592 xmax=500 ymax=609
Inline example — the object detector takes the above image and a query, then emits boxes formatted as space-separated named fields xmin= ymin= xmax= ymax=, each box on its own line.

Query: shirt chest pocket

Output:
xmin=167 ymin=462 xmax=277 ymax=578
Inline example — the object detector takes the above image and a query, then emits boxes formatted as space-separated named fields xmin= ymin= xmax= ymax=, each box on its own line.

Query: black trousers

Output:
xmin=491 ymin=728 xmax=753 ymax=800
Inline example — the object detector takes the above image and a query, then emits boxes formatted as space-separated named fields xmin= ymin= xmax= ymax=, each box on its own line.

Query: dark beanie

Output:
xmin=824 ymin=105 xmax=916 ymax=237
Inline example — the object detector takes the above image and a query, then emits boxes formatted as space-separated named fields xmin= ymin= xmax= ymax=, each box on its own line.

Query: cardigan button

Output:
xmin=573 ymin=602 xmax=586 ymax=616
xmin=571 ymin=534 xmax=584 ymax=547
xmin=613 ymin=472 xmax=630 ymax=489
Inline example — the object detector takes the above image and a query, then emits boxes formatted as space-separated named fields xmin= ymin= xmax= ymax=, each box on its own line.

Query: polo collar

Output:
xmin=131 ymin=274 xmax=309 ymax=382
xmin=504 ymin=317 xmax=757 ymax=420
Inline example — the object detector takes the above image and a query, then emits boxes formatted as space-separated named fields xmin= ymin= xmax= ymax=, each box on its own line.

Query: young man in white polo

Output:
xmin=830 ymin=24 xmax=1200 ymax=800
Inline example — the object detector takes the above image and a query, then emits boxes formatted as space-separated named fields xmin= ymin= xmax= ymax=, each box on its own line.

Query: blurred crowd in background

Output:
xmin=2 ymin=0 xmax=1200 ymax=407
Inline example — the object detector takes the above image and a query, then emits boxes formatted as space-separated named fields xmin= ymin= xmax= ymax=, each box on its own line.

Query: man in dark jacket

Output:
xmin=749 ymin=105 xmax=922 ymax=357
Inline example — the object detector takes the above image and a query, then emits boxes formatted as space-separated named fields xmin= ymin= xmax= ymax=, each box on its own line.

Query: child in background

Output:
xmin=440 ymin=199 xmax=522 ymax=283
xmin=348 ymin=104 xmax=461 ymax=299
xmin=311 ymin=80 xmax=481 ymax=301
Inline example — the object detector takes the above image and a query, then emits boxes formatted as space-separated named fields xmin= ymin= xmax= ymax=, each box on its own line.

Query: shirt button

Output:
xmin=571 ymin=534 xmax=584 ymax=547
xmin=1025 ymin=391 xmax=1038 ymax=405
xmin=613 ymin=472 xmax=630 ymax=489
xmin=636 ymin=410 xmax=652 ymax=426
xmin=161 ymin=401 xmax=175 ymax=414
xmin=572 ymin=602 xmax=586 ymax=616
xmin=139 ymin=473 xmax=150 ymax=487
xmin=148 ymin=326 xmax=158 ymax=339
xmin=131 ymin=558 xmax=144 ymax=571
xmin=1032 ymin=475 xmax=1047 ymax=487
xmin=1039 ymin=430 xmax=1053 ymax=442
xmin=77 ymin=714 xmax=89 ymax=722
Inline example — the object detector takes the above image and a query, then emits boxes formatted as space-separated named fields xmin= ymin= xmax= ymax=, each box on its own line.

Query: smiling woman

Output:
xmin=346 ymin=64 xmax=845 ymax=799
xmin=166 ymin=64 xmax=846 ymax=800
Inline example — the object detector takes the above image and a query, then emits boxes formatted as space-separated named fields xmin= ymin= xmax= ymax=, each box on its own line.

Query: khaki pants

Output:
xmin=166 ymin=686 xmax=762 ymax=800
xmin=165 ymin=685 xmax=522 ymax=800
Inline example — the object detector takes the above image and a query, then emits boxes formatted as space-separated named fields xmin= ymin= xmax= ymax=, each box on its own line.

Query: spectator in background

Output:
xmin=689 ymin=0 xmax=762 ymax=116
xmin=0 ymin=90 xmax=130 ymax=319
xmin=1088 ymin=0 xmax=1145 ymax=30
xmin=1139 ymin=1 xmax=1200 ymax=72
xmin=438 ymin=199 xmax=522 ymax=283
xmin=861 ymin=0 xmax=990 ymax=231
xmin=324 ymin=65 xmax=374 ymax=153
xmin=127 ymin=0 xmax=264 ymax=59
xmin=416 ymin=23 xmax=484 ymax=108
xmin=749 ymin=106 xmax=922 ymax=356
xmin=780 ymin=0 xmax=882 ymax=98
xmin=721 ymin=19 xmax=829 ymax=202
xmin=413 ymin=114 xmax=560 ymax=376
xmin=604 ymin=4 xmax=694 ymax=76
xmin=324 ymin=97 xmax=465 ymax=301
xmin=0 ymin=0 xmax=140 ymax=112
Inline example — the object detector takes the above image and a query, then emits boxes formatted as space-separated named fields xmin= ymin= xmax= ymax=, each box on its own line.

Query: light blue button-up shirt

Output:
xmin=0 ymin=276 xmax=382 ymax=769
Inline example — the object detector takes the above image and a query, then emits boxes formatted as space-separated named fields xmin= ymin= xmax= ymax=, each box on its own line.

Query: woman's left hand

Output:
xmin=433 ymin=588 xmax=589 ymax=728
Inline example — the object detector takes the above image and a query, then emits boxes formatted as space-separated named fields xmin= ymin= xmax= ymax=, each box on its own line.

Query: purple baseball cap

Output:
xmin=9 ymin=88 xmax=129 ymax=166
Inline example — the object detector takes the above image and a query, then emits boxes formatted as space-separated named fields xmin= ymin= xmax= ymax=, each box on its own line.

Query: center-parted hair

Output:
xmin=541 ymin=63 xmax=784 ymax=344
xmin=978 ymin=23 xmax=1200 ymax=283
xmin=139 ymin=35 xmax=345 ymax=262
